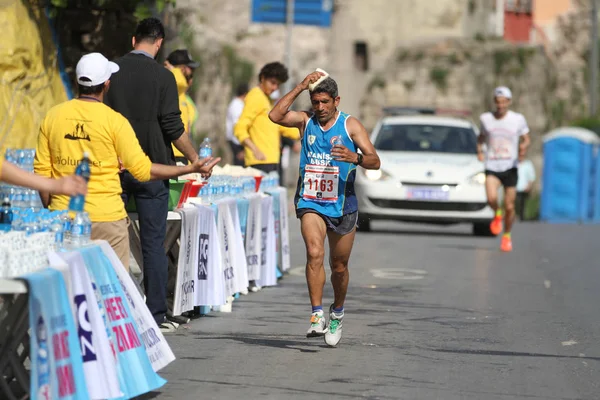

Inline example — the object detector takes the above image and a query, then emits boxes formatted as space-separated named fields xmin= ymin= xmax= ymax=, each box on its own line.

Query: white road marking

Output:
xmin=544 ymin=280 xmax=551 ymax=289
xmin=371 ymin=268 xmax=428 ymax=280
xmin=561 ymin=340 xmax=578 ymax=346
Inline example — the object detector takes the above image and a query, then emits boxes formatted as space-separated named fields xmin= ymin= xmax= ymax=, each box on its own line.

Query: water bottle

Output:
xmin=71 ymin=211 xmax=88 ymax=247
xmin=61 ymin=211 xmax=72 ymax=241
xmin=82 ymin=212 xmax=92 ymax=244
xmin=68 ymin=152 xmax=91 ymax=212
xmin=0 ymin=197 xmax=12 ymax=232
xmin=199 ymin=138 xmax=212 ymax=160
xmin=51 ymin=214 xmax=64 ymax=249
xmin=332 ymin=135 xmax=343 ymax=149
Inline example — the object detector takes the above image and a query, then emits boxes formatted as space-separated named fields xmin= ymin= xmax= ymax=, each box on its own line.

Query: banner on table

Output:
xmin=245 ymin=194 xmax=262 ymax=281
xmin=237 ymin=197 xmax=249 ymax=244
xmin=220 ymin=198 xmax=249 ymax=294
xmin=173 ymin=208 xmax=199 ymax=316
xmin=23 ymin=268 xmax=90 ymax=400
xmin=278 ymin=188 xmax=291 ymax=272
xmin=269 ymin=190 xmax=282 ymax=273
xmin=49 ymin=251 xmax=121 ymax=399
xmin=96 ymin=241 xmax=176 ymax=373
xmin=258 ymin=195 xmax=277 ymax=287
xmin=194 ymin=204 xmax=227 ymax=306
xmin=79 ymin=246 xmax=166 ymax=398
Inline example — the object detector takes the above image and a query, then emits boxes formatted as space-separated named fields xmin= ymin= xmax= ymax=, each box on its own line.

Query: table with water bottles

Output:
xmin=128 ymin=170 xmax=284 ymax=290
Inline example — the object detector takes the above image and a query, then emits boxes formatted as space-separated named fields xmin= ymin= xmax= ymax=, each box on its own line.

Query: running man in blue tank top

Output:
xmin=269 ymin=70 xmax=380 ymax=347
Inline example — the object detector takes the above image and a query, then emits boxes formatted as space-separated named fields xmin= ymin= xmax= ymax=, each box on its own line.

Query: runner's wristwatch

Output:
xmin=354 ymin=153 xmax=363 ymax=165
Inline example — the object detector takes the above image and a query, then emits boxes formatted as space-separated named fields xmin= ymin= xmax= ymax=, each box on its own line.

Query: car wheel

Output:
xmin=357 ymin=215 xmax=372 ymax=232
xmin=472 ymin=222 xmax=495 ymax=237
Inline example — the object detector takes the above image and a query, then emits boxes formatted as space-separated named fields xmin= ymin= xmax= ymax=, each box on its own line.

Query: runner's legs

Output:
xmin=327 ymin=228 xmax=356 ymax=309
xmin=300 ymin=212 xmax=327 ymax=307
xmin=503 ymin=186 xmax=517 ymax=233
xmin=485 ymin=174 xmax=502 ymax=212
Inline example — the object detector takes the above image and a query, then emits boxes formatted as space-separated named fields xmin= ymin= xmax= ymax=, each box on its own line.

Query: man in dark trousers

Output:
xmin=105 ymin=17 xmax=199 ymax=333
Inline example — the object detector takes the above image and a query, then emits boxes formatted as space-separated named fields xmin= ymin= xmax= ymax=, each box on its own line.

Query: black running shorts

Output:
xmin=296 ymin=209 xmax=358 ymax=236
xmin=485 ymin=167 xmax=518 ymax=188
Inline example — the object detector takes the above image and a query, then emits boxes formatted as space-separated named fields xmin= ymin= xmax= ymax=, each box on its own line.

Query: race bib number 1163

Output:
xmin=303 ymin=165 xmax=339 ymax=202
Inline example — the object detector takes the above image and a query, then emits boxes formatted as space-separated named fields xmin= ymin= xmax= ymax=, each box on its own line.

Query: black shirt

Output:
xmin=105 ymin=52 xmax=184 ymax=166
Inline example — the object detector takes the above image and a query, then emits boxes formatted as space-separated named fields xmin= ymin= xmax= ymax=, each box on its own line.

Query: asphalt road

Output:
xmin=140 ymin=219 xmax=600 ymax=400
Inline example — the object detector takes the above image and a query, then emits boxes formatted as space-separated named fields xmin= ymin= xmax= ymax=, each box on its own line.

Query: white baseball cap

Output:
xmin=494 ymin=86 xmax=512 ymax=99
xmin=76 ymin=53 xmax=119 ymax=87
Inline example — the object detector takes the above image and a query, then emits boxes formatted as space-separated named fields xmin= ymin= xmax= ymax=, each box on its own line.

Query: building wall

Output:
xmin=327 ymin=0 xmax=494 ymax=118
xmin=532 ymin=0 xmax=573 ymax=44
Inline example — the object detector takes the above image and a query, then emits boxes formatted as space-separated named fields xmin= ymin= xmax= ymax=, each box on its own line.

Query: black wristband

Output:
xmin=354 ymin=153 xmax=363 ymax=165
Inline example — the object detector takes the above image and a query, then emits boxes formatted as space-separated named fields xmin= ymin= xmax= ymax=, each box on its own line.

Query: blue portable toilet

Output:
xmin=541 ymin=127 xmax=600 ymax=223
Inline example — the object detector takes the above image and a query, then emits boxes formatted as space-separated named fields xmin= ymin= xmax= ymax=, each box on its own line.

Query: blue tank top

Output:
xmin=295 ymin=111 xmax=358 ymax=218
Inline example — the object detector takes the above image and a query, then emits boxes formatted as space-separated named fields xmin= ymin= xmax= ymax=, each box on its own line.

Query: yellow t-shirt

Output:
xmin=34 ymin=99 xmax=152 ymax=222
xmin=171 ymin=68 xmax=197 ymax=159
xmin=234 ymin=87 xmax=299 ymax=165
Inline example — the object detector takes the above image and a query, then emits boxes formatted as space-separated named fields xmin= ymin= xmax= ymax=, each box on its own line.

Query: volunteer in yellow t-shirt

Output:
xmin=164 ymin=50 xmax=199 ymax=165
xmin=34 ymin=53 xmax=220 ymax=269
xmin=234 ymin=62 xmax=300 ymax=172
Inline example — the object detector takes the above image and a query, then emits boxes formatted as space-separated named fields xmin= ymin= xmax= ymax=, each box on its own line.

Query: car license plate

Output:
xmin=406 ymin=188 xmax=449 ymax=201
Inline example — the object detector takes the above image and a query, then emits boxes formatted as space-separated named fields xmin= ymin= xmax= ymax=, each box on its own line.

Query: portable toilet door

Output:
xmin=540 ymin=127 xmax=600 ymax=223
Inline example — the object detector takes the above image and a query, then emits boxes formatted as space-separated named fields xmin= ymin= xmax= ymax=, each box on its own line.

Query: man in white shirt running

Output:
xmin=226 ymin=83 xmax=249 ymax=166
xmin=477 ymin=86 xmax=530 ymax=252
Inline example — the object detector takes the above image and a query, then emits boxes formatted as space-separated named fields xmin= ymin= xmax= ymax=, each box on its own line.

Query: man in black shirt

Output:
xmin=105 ymin=17 xmax=199 ymax=332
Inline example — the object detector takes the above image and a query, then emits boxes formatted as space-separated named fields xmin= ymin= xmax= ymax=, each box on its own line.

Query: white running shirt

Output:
xmin=479 ymin=110 xmax=530 ymax=172
xmin=226 ymin=97 xmax=244 ymax=144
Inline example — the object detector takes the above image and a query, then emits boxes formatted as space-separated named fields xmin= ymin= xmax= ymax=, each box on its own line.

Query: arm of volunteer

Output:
xmin=116 ymin=118 xmax=221 ymax=181
xmin=343 ymin=117 xmax=380 ymax=170
xmin=149 ymin=158 xmax=221 ymax=180
xmin=172 ymin=132 xmax=199 ymax=163
xmin=2 ymin=162 xmax=87 ymax=198
xmin=158 ymin=70 xmax=186 ymax=143
xmin=234 ymin=93 xmax=266 ymax=161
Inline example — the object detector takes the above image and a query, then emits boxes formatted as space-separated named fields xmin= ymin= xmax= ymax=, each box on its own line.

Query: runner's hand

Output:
xmin=299 ymin=71 xmax=326 ymax=91
xmin=477 ymin=152 xmax=484 ymax=162
xmin=192 ymin=156 xmax=221 ymax=176
xmin=253 ymin=148 xmax=267 ymax=161
xmin=52 ymin=175 xmax=88 ymax=196
xmin=331 ymin=145 xmax=358 ymax=163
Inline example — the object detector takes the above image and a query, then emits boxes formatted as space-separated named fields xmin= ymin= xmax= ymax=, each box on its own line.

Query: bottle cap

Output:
xmin=83 ymin=151 xmax=90 ymax=158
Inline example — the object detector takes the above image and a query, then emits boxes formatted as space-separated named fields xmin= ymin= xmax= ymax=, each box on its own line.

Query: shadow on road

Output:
xmin=194 ymin=334 xmax=320 ymax=353
xmin=358 ymin=228 xmax=475 ymax=238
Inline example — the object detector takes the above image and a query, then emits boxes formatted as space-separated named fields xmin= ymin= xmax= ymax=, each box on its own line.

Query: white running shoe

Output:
xmin=306 ymin=311 xmax=327 ymax=338
xmin=324 ymin=306 xmax=343 ymax=347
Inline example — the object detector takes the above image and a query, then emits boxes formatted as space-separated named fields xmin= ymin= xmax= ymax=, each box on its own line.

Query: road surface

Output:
xmin=140 ymin=219 xmax=600 ymax=400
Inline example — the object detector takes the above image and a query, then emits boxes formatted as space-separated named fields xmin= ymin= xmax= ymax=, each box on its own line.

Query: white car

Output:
xmin=355 ymin=110 xmax=496 ymax=236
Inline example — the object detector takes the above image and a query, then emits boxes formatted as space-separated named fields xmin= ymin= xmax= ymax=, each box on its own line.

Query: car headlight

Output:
xmin=363 ymin=169 xmax=390 ymax=181
xmin=469 ymin=172 xmax=486 ymax=185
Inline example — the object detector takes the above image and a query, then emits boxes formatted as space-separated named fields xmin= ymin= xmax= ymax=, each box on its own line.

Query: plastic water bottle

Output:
xmin=71 ymin=211 xmax=89 ymax=247
xmin=332 ymin=135 xmax=343 ymax=149
xmin=0 ymin=197 xmax=12 ymax=232
xmin=68 ymin=152 xmax=91 ymax=212
xmin=199 ymin=137 xmax=212 ymax=162
xmin=82 ymin=212 xmax=92 ymax=243
xmin=51 ymin=215 xmax=64 ymax=248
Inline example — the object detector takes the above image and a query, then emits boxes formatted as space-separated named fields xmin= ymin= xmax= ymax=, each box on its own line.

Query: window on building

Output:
xmin=354 ymin=41 xmax=369 ymax=71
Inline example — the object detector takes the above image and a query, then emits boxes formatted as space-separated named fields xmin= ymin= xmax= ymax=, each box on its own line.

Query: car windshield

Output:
xmin=374 ymin=124 xmax=478 ymax=154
